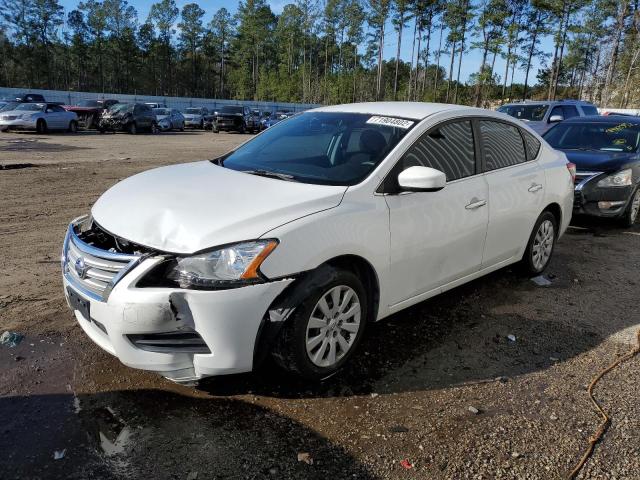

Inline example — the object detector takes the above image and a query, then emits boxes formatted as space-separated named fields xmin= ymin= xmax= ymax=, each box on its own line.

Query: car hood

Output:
xmin=560 ymin=150 xmax=638 ymax=172
xmin=156 ymin=115 xmax=169 ymax=121
xmin=91 ymin=161 xmax=347 ymax=254
xmin=0 ymin=109 xmax=31 ymax=116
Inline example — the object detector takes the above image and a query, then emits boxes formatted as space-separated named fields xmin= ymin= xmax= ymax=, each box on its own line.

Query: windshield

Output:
xmin=221 ymin=106 xmax=243 ymax=114
xmin=498 ymin=104 xmax=548 ymax=122
xmin=185 ymin=108 xmax=201 ymax=114
xmin=154 ymin=108 xmax=170 ymax=115
xmin=77 ymin=100 xmax=99 ymax=107
xmin=0 ymin=102 xmax=18 ymax=112
xmin=15 ymin=103 xmax=44 ymax=111
xmin=544 ymin=122 xmax=640 ymax=153
xmin=220 ymin=112 xmax=415 ymax=186
xmin=109 ymin=103 xmax=131 ymax=113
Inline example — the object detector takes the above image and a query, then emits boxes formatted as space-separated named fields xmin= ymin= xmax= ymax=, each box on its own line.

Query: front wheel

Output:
xmin=272 ymin=269 xmax=367 ymax=380
xmin=36 ymin=119 xmax=47 ymax=134
xmin=128 ymin=122 xmax=137 ymax=135
xmin=68 ymin=120 xmax=78 ymax=133
xmin=150 ymin=122 xmax=159 ymax=134
xmin=621 ymin=188 xmax=640 ymax=227
xmin=521 ymin=211 xmax=558 ymax=276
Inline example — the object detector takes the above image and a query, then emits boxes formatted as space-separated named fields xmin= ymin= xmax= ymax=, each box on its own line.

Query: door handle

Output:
xmin=528 ymin=183 xmax=543 ymax=193
xmin=465 ymin=199 xmax=487 ymax=210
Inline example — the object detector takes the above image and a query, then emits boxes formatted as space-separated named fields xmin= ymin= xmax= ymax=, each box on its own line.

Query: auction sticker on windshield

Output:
xmin=366 ymin=116 xmax=414 ymax=129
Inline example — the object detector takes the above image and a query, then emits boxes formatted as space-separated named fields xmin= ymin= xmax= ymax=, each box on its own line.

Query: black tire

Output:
xmin=620 ymin=188 xmax=640 ymax=227
xmin=199 ymin=120 xmax=204 ymax=130
xmin=271 ymin=268 xmax=368 ymax=380
xmin=68 ymin=120 xmax=78 ymax=133
xmin=239 ymin=123 xmax=246 ymax=134
xmin=520 ymin=211 xmax=558 ymax=276
xmin=150 ymin=122 xmax=159 ymax=134
xmin=212 ymin=124 xmax=219 ymax=133
xmin=36 ymin=119 xmax=47 ymax=134
xmin=128 ymin=122 xmax=137 ymax=135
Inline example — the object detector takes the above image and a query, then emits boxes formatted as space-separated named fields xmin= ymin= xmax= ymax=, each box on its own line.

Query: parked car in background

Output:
xmin=247 ymin=109 xmax=264 ymax=132
xmin=212 ymin=105 xmax=252 ymax=133
xmin=145 ymin=102 xmax=164 ymax=109
xmin=61 ymin=102 xmax=572 ymax=384
xmin=0 ymin=102 xmax=78 ymax=133
xmin=261 ymin=111 xmax=293 ymax=129
xmin=6 ymin=92 xmax=46 ymax=103
xmin=497 ymin=100 xmax=599 ymax=135
xmin=63 ymin=99 xmax=119 ymax=129
xmin=98 ymin=103 xmax=158 ymax=134
xmin=154 ymin=108 xmax=185 ymax=131
xmin=182 ymin=107 xmax=209 ymax=129
xmin=543 ymin=115 xmax=640 ymax=226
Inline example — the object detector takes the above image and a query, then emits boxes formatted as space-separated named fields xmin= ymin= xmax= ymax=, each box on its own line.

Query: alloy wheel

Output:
xmin=532 ymin=219 xmax=555 ymax=271
xmin=305 ymin=285 xmax=361 ymax=368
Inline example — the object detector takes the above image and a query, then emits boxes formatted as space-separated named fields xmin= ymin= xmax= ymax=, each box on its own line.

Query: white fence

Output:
xmin=0 ymin=86 xmax=320 ymax=113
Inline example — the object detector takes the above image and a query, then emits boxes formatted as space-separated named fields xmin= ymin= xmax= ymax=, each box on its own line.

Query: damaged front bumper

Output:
xmin=61 ymin=217 xmax=293 ymax=383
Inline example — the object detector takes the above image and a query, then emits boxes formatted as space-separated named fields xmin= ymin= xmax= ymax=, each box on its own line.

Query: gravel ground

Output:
xmin=1 ymin=130 xmax=639 ymax=479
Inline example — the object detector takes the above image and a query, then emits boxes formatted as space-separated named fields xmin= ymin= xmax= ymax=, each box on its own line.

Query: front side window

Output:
xmin=543 ymin=122 xmax=640 ymax=153
xmin=397 ymin=120 xmax=476 ymax=182
xmin=497 ymin=104 xmax=548 ymax=122
xmin=480 ymin=120 xmax=527 ymax=170
xmin=16 ymin=103 xmax=45 ymax=112
xmin=220 ymin=112 xmax=414 ymax=186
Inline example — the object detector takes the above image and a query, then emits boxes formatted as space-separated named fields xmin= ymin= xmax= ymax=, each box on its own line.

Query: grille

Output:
xmin=63 ymin=218 xmax=141 ymax=301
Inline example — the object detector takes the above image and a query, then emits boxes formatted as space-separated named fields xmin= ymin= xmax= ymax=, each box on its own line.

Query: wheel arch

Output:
xmin=252 ymin=254 xmax=380 ymax=368
xmin=542 ymin=202 xmax=562 ymax=233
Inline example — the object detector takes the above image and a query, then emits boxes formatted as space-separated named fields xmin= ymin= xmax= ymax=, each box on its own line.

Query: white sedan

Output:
xmin=0 ymin=102 xmax=79 ymax=133
xmin=61 ymin=102 xmax=574 ymax=383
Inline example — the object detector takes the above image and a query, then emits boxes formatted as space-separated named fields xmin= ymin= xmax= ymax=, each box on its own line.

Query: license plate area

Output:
xmin=67 ymin=287 xmax=91 ymax=320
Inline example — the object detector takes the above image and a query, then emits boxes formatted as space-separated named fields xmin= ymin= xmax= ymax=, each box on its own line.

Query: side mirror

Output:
xmin=549 ymin=114 xmax=564 ymax=123
xmin=398 ymin=166 xmax=446 ymax=192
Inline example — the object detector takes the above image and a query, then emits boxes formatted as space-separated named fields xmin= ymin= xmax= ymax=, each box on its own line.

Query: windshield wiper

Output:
xmin=242 ymin=169 xmax=299 ymax=182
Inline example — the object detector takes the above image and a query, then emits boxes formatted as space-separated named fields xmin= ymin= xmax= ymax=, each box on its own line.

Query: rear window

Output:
xmin=581 ymin=105 xmax=599 ymax=116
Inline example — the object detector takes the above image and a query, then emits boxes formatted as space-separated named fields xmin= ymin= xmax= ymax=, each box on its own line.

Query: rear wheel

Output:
xmin=621 ymin=188 xmax=640 ymax=227
xmin=150 ymin=122 xmax=159 ymax=134
xmin=272 ymin=269 xmax=367 ymax=380
xmin=521 ymin=211 xmax=557 ymax=276
xmin=128 ymin=122 xmax=137 ymax=135
xmin=36 ymin=119 xmax=47 ymax=134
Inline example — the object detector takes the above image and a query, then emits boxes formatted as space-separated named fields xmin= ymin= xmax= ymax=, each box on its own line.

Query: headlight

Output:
xmin=597 ymin=169 xmax=632 ymax=187
xmin=165 ymin=240 xmax=278 ymax=289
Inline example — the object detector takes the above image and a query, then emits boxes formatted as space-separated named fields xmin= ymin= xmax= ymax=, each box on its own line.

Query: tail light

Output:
xmin=566 ymin=162 xmax=576 ymax=183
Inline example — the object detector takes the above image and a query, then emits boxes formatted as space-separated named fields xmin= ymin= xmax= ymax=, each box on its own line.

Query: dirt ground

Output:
xmin=1 ymin=130 xmax=639 ymax=480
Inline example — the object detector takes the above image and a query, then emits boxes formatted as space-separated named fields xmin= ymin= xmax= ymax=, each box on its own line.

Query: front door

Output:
xmin=384 ymin=119 xmax=489 ymax=306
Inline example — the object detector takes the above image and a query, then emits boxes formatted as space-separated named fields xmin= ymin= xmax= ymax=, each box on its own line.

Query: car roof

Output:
xmin=501 ymin=99 xmax=595 ymax=107
xmin=312 ymin=102 xmax=470 ymax=120
xmin=562 ymin=115 xmax=640 ymax=125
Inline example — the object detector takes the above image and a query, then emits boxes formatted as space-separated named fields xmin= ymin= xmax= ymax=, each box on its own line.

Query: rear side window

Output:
xmin=400 ymin=120 xmax=476 ymax=181
xmin=522 ymin=130 xmax=541 ymax=160
xmin=480 ymin=120 xmax=527 ymax=170
xmin=563 ymin=105 xmax=579 ymax=119
xmin=581 ymin=105 xmax=599 ymax=116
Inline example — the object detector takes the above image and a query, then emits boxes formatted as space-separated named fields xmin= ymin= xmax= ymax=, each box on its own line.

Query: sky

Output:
xmin=58 ymin=0 xmax=550 ymax=88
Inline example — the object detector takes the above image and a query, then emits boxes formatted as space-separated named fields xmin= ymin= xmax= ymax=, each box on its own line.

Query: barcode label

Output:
xmin=366 ymin=116 xmax=414 ymax=129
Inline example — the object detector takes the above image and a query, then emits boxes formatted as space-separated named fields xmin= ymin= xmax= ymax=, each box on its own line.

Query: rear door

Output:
xmin=479 ymin=119 xmax=545 ymax=266
xmin=384 ymin=119 xmax=489 ymax=305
